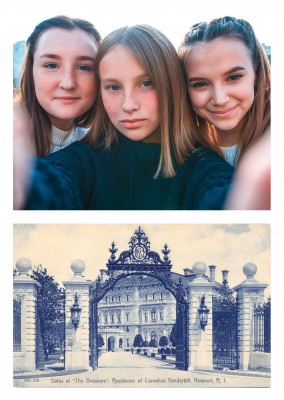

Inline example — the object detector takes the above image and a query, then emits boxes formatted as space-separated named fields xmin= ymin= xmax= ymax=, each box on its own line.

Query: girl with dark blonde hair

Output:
xmin=179 ymin=16 xmax=270 ymax=167
xmin=14 ymin=24 xmax=234 ymax=210
xmin=17 ymin=15 xmax=101 ymax=156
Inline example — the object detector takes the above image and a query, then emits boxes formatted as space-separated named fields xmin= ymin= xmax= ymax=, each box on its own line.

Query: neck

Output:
xmin=49 ymin=116 xmax=75 ymax=132
xmin=215 ymin=125 xmax=242 ymax=147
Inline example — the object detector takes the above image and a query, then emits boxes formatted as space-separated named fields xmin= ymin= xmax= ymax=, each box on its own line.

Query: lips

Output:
xmin=210 ymin=105 xmax=238 ymax=116
xmin=120 ymin=119 xmax=147 ymax=128
xmin=55 ymin=97 xmax=80 ymax=102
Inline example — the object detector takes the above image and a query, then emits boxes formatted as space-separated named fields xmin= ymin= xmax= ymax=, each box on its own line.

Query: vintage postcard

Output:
xmin=13 ymin=224 xmax=271 ymax=388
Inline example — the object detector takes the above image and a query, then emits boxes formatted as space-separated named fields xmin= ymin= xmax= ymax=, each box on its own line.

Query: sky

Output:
xmin=9 ymin=0 xmax=276 ymax=48
xmin=13 ymin=224 xmax=271 ymax=295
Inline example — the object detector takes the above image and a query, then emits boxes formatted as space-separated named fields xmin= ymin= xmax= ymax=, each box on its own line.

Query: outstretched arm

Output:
xmin=225 ymin=130 xmax=271 ymax=210
xmin=13 ymin=96 xmax=35 ymax=209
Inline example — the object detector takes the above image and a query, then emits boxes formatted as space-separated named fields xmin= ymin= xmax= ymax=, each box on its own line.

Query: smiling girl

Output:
xmin=14 ymin=24 xmax=234 ymax=210
xmin=179 ymin=16 xmax=270 ymax=166
xmin=16 ymin=15 xmax=101 ymax=156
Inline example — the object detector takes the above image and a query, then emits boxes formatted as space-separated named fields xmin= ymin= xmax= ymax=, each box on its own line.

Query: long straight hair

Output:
xmin=179 ymin=16 xmax=271 ymax=163
xmin=84 ymin=24 xmax=194 ymax=177
xmin=20 ymin=15 xmax=101 ymax=156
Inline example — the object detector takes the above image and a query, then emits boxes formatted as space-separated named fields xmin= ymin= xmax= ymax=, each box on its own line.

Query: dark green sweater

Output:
xmin=26 ymin=134 xmax=234 ymax=210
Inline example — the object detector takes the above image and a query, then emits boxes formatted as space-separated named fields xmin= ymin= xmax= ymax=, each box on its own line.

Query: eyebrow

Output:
xmin=40 ymin=53 xmax=96 ymax=62
xmin=101 ymin=73 xmax=150 ymax=84
xmin=188 ymin=66 xmax=246 ymax=82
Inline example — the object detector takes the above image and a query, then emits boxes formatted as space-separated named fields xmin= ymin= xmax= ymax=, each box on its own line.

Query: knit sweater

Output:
xmin=25 ymin=133 xmax=234 ymax=210
xmin=51 ymin=125 xmax=89 ymax=153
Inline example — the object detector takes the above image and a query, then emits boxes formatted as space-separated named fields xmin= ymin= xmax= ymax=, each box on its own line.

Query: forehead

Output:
xmin=99 ymin=45 xmax=146 ymax=75
xmin=34 ymin=27 xmax=98 ymax=56
xmin=185 ymin=37 xmax=253 ymax=74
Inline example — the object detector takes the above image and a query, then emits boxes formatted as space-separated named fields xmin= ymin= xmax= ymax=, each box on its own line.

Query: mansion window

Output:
xmin=126 ymin=295 xmax=130 ymax=301
xmin=160 ymin=311 xmax=164 ymax=321
xmin=111 ymin=314 xmax=115 ymax=323
xmin=161 ymin=293 xmax=164 ymax=299
xmin=145 ymin=294 xmax=148 ymax=301
xmin=117 ymin=314 xmax=121 ymax=323
xmin=151 ymin=310 xmax=157 ymax=321
xmin=105 ymin=297 xmax=108 ymax=303
xmin=126 ymin=313 xmax=130 ymax=321
xmin=104 ymin=314 xmax=108 ymax=324
xmin=144 ymin=313 xmax=148 ymax=322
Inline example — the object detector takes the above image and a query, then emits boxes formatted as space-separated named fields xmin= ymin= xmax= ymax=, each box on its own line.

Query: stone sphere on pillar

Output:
xmin=243 ymin=262 xmax=257 ymax=279
xmin=16 ymin=258 xmax=32 ymax=275
xmin=192 ymin=261 xmax=207 ymax=276
xmin=71 ymin=259 xmax=86 ymax=276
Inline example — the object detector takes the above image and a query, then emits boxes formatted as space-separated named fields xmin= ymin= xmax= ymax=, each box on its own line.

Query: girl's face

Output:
xmin=99 ymin=45 xmax=160 ymax=143
xmin=184 ymin=37 xmax=255 ymax=146
xmin=33 ymin=28 xmax=98 ymax=131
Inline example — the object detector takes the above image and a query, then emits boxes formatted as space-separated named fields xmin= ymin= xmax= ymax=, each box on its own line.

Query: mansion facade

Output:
xmin=98 ymin=273 xmax=176 ymax=351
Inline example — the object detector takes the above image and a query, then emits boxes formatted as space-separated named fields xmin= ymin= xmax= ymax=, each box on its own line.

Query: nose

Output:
xmin=59 ymin=68 xmax=77 ymax=90
xmin=210 ymin=85 xmax=229 ymax=106
xmin=122 ymin=90 xmax=139 ymax=112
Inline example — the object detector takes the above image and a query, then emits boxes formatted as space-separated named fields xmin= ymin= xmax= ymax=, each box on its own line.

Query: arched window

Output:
xmin=151 ymin=309 xmax=156 ymax=321
xmin=119 ymin=338 xmax=123 ymax=348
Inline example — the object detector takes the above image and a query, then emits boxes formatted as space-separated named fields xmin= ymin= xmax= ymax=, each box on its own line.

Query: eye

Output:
xmin=141 ymin=80 xmax=153 ymax=88
xmin=45 ymin=63 xmax=58 ymax=69
xmin=79 ymin=65 xmax=92 ymax=71
xmin=228 ymin=74 xmax=243 ymax=81
xmin=107 ymin=85 xmax=120 ymax=91
xmin=191 ymin=81 xmax=208 ymax=89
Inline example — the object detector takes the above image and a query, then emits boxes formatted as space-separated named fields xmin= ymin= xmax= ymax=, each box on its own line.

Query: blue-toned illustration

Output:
xmin=13 ymin=225 xmax=271 ymax=387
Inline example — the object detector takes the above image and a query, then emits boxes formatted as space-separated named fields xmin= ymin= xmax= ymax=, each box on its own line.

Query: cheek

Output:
xmin=33 ymin=73 xmax=57 ymax=98
xmin=81 ymin=77 xmax=97 ymax=101
xmin=102 ymin=95 xmax=120 ymax=117
xmin=188 ymin=89 xmax=205 ymax=109
xmin=143 ymin=92 xmax=159 ymax=112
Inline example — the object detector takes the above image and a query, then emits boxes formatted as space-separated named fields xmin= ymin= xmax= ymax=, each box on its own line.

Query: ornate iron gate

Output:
xmin=175 ymin=301 xmax=189 ymax=370
xmin=89 ymin=227 xmax=190 ymax=371
xmin=213 ymin=288 xmax=238 ymax=370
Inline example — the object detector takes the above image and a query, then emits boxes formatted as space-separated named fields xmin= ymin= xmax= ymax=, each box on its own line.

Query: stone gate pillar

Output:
xmin=63 ymin=260 xmax=92 ymax=371
xmin=13 ymin=258 xmax=41 ymax=373
xmin=186 ymin=262 xmax=215 ymax=371
xmin=233 ymin=263 xmax=268 ymax=371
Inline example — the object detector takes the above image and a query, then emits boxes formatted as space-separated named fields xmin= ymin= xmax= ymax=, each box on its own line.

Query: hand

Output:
xmin=13 ymin=96 xmax=35 ymax=209
xmin=225 ymin=130 xmax=271 ymax=210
